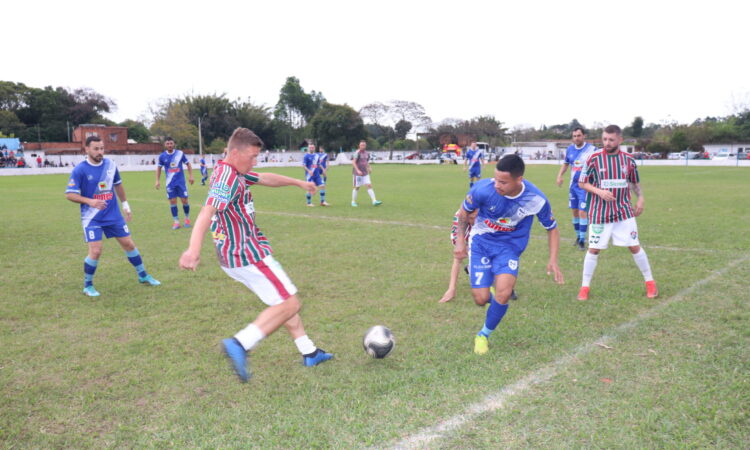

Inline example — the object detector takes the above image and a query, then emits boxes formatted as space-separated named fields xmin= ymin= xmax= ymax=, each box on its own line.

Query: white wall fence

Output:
xmin=2 ymin=151 xmax=749 ymax=176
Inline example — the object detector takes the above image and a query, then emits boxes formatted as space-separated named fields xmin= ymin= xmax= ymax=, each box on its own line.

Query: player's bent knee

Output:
xmin=282 ymin=295 xmax=302 ymax=315
xmin=472 ymin=292 xmax=490 ymax=306
xmin=628 ymin=245 xmax=641 ymax=254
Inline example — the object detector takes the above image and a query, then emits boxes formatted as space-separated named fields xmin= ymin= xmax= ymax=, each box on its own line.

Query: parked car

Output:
xmin=712 ymin=150 xmax=733 ymax=161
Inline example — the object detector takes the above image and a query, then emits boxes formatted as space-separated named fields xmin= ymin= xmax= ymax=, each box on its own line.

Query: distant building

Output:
xmin=23 ymin=124 xmax=168 ymax=156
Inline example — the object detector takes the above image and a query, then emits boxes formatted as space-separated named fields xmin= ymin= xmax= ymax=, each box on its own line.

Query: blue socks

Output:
xmin=84 ymin=257 xmax=98 ymax=287
xmin=578 ymin=218 xmax=588 ymax=241
xmin=572 ymin=217 xmax=580 ymax=237
xmin=170 ymin=205 xmax=178 ymax=220
xmin=183 ymin=203 xmax=190 ymax=218
xmin=125 ymin=249 xmax=147 ymax=278
xmin=319 ymin=189 xmax=326 ymax=203
xmin=478 ymin=295 xmax=508 ymax=338
xmin=306 ymin=193 xmax=312 ymax=204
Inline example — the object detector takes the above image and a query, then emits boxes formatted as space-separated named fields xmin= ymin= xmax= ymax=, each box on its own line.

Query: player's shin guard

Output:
xmin=352 ymin=189 xmax=358 ymax=203
xmin=579 ymin=218 xmax=588 ymax=241
xmin=572 ymin=217 xmax=580 ymax=236
xmin=183 ymin=203 xmax=190 ymax=218
xmin=319 ymin=189 xmax=326 ymax=203
xmin=367 ymin=188 xmax=376 ymax=202
xmin=582 ymin=252 xmax=598 ymax=287
xmin=479 ymin=296 xmax=508 ymax=338
xmin=125 ymin=249 xmax=147 ymax=278
xmin=170 ymin=205 xmax=178 ymax=220
xmin=84 ymin=257 xmax=98 ymax=287
xmin=632 ymin=248 xmax=654 ymax=281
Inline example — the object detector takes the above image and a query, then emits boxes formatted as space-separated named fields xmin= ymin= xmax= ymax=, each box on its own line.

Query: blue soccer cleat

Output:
xmin=373 ymin=200 xmax=383 ymax=206
xmin=222 ymin=338 xmax=250 ymax=382
xmin=139 ymin=274 xmax=161 ymax=286
xmin=303 ymin=349 xmax=333 ymax=367
xmin=82 ymin=285 xmax=100 ymax=297
xmin=351 ymin=202 xmax=358 ymax=207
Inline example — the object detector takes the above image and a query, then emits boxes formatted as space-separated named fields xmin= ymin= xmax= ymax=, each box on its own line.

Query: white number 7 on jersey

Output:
xmin=474 ymin=272 xmax=483 ymax=285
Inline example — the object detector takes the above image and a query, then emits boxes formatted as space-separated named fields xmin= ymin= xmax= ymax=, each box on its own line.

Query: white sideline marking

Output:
xmin=388 ymin=255 xmax=749 ymax=449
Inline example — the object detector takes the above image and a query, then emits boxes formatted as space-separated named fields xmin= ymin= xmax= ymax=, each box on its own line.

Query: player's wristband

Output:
xmin=121 ymin=201 xmax=131 ymax=212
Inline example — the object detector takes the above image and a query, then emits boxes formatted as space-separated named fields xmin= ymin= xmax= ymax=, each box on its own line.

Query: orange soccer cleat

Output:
xmin=645 ymin=280 xmax=659 ymax=299
xmin=577 ymin=286 xmax=590 ymax=301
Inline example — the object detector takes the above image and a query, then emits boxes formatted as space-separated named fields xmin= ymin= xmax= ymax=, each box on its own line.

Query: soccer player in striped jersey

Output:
xmin=576 ymin=125 xmax=658 ymax=301
xmin=454 ymin=155 xmax=564 ymax=354
xmin=179 ymin=128 xmax=332 ymax=382
xmin=556 ymin=127 xmax=597 ymax=250
xmin=65 ymin=136 xmax=160 ymax=297
xmin=155 ymin=137 xmax=194 ymax=230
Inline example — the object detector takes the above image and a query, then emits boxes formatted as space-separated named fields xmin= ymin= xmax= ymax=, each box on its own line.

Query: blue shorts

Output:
xmin=166 ymin=184 xmax=189 ymax=199
xmin=306 ymin=173 xmax=324 ymax=187
xmin=200 ymin=168 xmax=208 ymax=176
xmin=83 ymin=221 xmax=130 ymax=243
xmin=568 ymin=186 xmax=588 ymax=211
xmin=468 ymin=239 xmax=521 ymax=288
xmin=469 ymin=167 xmax=481 ymax=179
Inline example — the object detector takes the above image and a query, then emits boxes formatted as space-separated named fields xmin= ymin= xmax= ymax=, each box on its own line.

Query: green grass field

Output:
xmin=1 ymin=163 xmax=748 ymax=448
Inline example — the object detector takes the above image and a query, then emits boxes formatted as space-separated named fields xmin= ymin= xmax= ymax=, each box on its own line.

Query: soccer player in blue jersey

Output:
xmin=318 ymin=144 xmax=329 ymax=186
xmin=155 ymin=137 xmax=194 ymax=229
xmin=463 ymin=141 xmax=486 ymax=188
xmin=454 ymin=154 xmax=564 ymax=354
xmin=65 ymin=136 xmax=160 ymax=297
xmin=199 ymin=156 xmax=208 ymax=185
xmin=556 ymin=127 xmax=597 ymax=250
xmin=302 ymin=143 xmax=328 ymax=206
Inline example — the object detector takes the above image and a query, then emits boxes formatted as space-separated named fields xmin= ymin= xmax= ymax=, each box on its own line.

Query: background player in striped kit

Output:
xmin=180 ymin=128 xmax=332 ymax=382
xmin=576 ymin=125 xmax=658 ymax=301
xmin=556 ymin=127 xmax=597 ymax=250
xmin=155 ymin=137 xmax=194 ymax=229
xmin=65 ymin=136 xmax=160 ymax=297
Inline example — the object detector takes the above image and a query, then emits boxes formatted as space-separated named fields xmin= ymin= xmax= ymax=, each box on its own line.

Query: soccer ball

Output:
xmin=363 ymin=325 xmax=395 ymax=358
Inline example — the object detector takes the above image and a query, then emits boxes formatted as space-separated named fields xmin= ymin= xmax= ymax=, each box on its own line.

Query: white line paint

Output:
xmin=388 ymin=254 xmax=749 ymax=449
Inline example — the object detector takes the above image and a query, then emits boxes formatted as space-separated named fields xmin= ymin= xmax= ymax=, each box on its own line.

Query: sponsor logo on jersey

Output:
xmin=98 ymin=181 xmax=108 ymax=190
xmin=168 ymin=168 xmax=180 ymax=173
xmin=592 ymin=224 xmax=604 ymax=234
xmin=484 ymin=218 xmax=515 ymax=232
xmin=480 ymin=257 xmax=490 ymax=265
xmin=212 ymin=231 xmax=226 ymax=241
xmin=93 ymin=192 xmax=114 ymax=201
xmin=465 ymin=195 xmax=473 ymax=205
xmin=170 ymin=162 xmax=177 ymax=168
xmin=630 ymin=231 xmax=638 ymax=240
xmin=600 ymin=179 xmax=628 ymax=189
xmin=209 ymin=184 xmax=231 ymax=202
xmin=67 ymin=179 xmax=75 ymax=187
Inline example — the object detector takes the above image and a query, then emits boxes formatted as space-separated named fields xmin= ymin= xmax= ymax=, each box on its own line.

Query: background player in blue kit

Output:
xmin=155 ymin=137 xmax=194 ymax=229
xmin=65 ymin=136 xmax=160 ymax=297
xmin=454 ymin=154 xmax=564 ymax=354
xmin=199 ymin=156 xmax=209 ymax=185
xmin=463 ymin=141 xmax=486 ymax=188
xmin=302 ymin=143 xmax=328 ymax=206
xmin=556 ymin=127 xmax=597 ymax=249
xmin=318 ymin=145 xmax=329 ymax=185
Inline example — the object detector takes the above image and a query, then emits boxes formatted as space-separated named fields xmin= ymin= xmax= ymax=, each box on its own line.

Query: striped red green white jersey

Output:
xmin=205 ymin=161 xmax=272 ymax=268
xmin=580 ymin=150 xmax=640 ymax=224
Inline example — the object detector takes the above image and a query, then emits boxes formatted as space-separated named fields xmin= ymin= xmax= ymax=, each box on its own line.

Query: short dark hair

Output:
xmin=164 ymin=136 xmax=174 ymax=142
xmin=603 ymin=125 xmax=622 ymax=135
xmin=573 ymin=126 xmax=586 ymax=135
xmin=228 ymin=127 xmax=264 ymax=150
xmin=496 ymin=154 xmax=525 ymax=177
xmin=85 ymin=135 xmax=102 ymax=147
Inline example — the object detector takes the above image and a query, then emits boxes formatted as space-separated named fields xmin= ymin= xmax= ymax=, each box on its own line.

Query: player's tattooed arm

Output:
xmin=629 ymin=181 xmax=642 ymax=198
xmin=630 ymin=182 xmax=645 ymax=216
xmin=453 ymin=208 xmax=470 ymax=260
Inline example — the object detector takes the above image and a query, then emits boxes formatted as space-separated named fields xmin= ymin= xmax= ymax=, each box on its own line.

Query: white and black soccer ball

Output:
xmin=363 ymin=325 xmax=395 ymax=358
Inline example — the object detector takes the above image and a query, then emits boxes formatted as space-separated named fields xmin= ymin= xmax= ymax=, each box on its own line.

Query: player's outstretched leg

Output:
xmin=303 ymin=349 xmax=333 ymax=367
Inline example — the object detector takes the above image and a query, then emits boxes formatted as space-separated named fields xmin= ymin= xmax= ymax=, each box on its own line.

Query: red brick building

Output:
xmin=25 ymin=124 xmax=168 ymax=155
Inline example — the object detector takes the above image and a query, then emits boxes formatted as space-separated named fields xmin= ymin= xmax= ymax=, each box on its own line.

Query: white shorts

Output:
xmin=353 ymin=174 xmax=371 ymax=187
xmin=588 ymin=217 xmax=640 ymax=250
xmin=221 ymin=255 xmax=298 ymax=306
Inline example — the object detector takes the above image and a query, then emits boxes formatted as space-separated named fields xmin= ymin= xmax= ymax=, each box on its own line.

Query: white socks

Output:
xmin=352 ymin=189 xmax=358 ymax=202
xmin=582 ymin=252 xmax=598 ymax=287
xmin=234 ymin=323 xmax=265 ymax=351
xmin=294 ymin=335 xmax=317 ymax=355
xmin=367 ymin=188 xmax=377 ymax=202
xmin=632 ymin=248 xmax=654 ymax=281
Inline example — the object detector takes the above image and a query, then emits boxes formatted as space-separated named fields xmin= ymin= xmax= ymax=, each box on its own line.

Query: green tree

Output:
xmin=631 ymin=116 xmax=644 ymax=138
xmin=394 ymin=119 xmax=412 ymax=140
xmin=150 ymin=101 xmax=199 ymax=149
xmin=119 ymin=119 xmax=150 ymax=143
xmin=309 ymin=102 xmax=366 ymax=151
xmin=274 ymin=77 xmax=325 ymax=148
xmin=0 ymin=110 xmax=24 ymax=137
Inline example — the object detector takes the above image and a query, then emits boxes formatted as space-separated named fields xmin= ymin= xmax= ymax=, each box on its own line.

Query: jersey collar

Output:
xmin=504 ymin=180 xmax=526 ymax=200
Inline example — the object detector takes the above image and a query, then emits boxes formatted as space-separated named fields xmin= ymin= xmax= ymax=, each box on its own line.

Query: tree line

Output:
xmin=2 ymin=79 xmax=749 ymax=155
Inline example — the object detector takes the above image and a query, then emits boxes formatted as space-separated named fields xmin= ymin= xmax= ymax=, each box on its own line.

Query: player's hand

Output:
xmin=597 ymin=188 xmax=616 ymax=202
xmin=556 ymin=176 xmax=563 ymax=187
xmin=155 ymin=181 xmax=160 ymax=190
xmin=124 ymin=210 xmax=132 ymax=222
xmin=438 ymin=288 xmax=456 ymax=303
xmin=89 ymin=199 xmax=107 ymax=210
xmin=546 ymin=261 xmax=564 ymax=285
xmin=453 ymin=244 xmax=468 ymax=261
xmin=301 ymin=181 xmax=317 ymax=194
xmin=189 ymin=177 xmax=194 ymax=185
xmin=634 ymin=197 xmax=644 ymax=217
xmin=179 ymin=250 xmax=200 ymax=271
